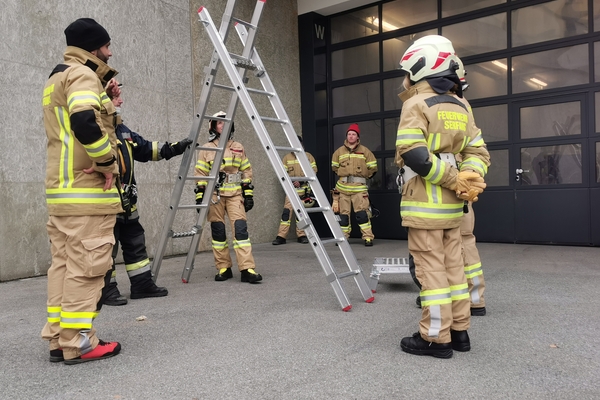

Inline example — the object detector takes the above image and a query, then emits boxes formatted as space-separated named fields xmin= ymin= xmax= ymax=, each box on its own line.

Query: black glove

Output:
xmin=241 ymin=182 xmax=254 ymax=212
xmin=160 ymin=138 xmax=193 ymax=160
xmin=194 ymin=184 xmax=205 ymax=213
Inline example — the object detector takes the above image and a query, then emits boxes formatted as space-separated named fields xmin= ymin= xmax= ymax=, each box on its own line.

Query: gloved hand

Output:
xmin=453 ymin=171 xmax=486 ymax=202
xmin=241 ymin=182 xmax=254 ymax=212
xmin=194 ymin=184 xmax=205 ymax=213
xmin=160 ymin=138 xmax=193 ymax=160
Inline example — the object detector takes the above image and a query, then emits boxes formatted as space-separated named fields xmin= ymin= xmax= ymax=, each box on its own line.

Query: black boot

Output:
xmin=130 ymin=271 xmax=168 ymax=299
xmin=450 ymin=330 xmax=471 ymax=352
xmin=215 ymin=268 xmax=233 ymax=281
xmin=471 ymin=307 xmax=486 ymax=316
xmin=297 ymin=236 xmax=309 ymax=244
xmin=400 ymin=332 xmax=453 ymax=359
xmin=272 ymin=236 xmax=286 ymax=245
xmin=241 ymin=268 xmax=262 ymax=283
xmin=103 ymin=282 xmax=128 ymax=306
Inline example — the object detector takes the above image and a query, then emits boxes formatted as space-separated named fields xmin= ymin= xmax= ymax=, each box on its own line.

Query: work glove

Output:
xmin=160 ymin=138 xmax=193 ymax=160
xmin=241 ymin=182 xmax=254 ymax=212
xmin=453 ymin=171 xmax=486 ymax=202
xmin=194 ymin=184 xmax=205 ymax=213
xmin=331 ymin=189 xmax=340 ymax=214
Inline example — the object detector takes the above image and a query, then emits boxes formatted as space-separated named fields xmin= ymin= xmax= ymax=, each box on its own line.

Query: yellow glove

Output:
xmin=454 ymin=171 xmax=486 ymax=202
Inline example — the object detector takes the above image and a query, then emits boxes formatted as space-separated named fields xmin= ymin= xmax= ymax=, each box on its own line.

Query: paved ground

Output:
xmin=2 ymin=238 xmax=600 ymax=400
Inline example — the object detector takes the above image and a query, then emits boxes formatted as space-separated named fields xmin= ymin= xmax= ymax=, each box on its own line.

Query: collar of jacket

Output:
xmin=63 ymin=46 xmax=118 ymax=85
xmin=398 ymin=80 xmax=436 ymax=103
xmin=344 ymin=139 xmax=360 ymax=151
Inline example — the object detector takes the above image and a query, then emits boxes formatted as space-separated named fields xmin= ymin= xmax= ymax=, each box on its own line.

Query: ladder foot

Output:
xmin=365 ymin=296 xmax=375 ymax=303
xmin=371 ymin=289 xmax=376 ymax=294
xmin=342 ymin=305 xmax=352 ymax=312
xmin=182 ymin=279 xmax=188 ymax=283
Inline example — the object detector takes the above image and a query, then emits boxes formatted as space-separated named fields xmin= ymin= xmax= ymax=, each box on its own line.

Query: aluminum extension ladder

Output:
xmin=151 ymin=0 xmax=374 ymax=311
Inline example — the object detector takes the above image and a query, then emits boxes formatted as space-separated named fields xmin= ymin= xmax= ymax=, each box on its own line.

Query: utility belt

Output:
xmin=221 ymin=172 xmax=242 ymax=184
xmin=339 ymin=176 xmax=366 ymax=184
xmin=399 ymin=152 xmax=456 ymax=190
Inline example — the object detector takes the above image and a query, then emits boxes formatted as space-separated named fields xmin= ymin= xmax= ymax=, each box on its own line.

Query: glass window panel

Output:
xmin=332 ymin=120 xmax=382 ymax=152
xmin=315 ymin=90 xmax=327 ymax=121
xmin=384 ymin=117 xmax=400 ymax=151
xmin=314 ymin=54 xmax=326 ymax=85
xmin=442 ymin=13 xmax=507 ymax=57
xmin=332 ymin=82 xmax=380 ymax=118
xmin=331 ymin=6 xmax=378 ymax=44
xmin=486 ymin=149 xmax=509 ymax=187
xmin=596 ymin=142 xmax=600 ymax=181
xmin=512 ymin=0 xmax=588 ymax=47
xmin=462 ymin=59 xmax=507 ymax=100
xmin=472 ymin=104 xmax=508 ymax=143
xmin=332 ymin=43 xmax=379 ymax=81
xmin=383 ymin=77 xmax=405 ymax=111
xmin=594 ymin=42 xmax=600 ymax=81
xmin=384 ymin=157 xmax=401 ymax=190
xmin=520 ymin=144 xmax=582 ymax=185
xmin=382 ymin=0 xmax=437 ymax=32
xmin=520 ymin=102 xmax=581 ymax=140
xmin=383 ymin=30 xmax=437 ymax=72
xmin=596 ymin=92 xmax=600 ymax=132
xmin=512 ymin=45 xmax=589 ymax=94
xmin=442 ymin=0 xmax=506 ymax=18
xmin=595 ymin=0 xmax=600 ymax=31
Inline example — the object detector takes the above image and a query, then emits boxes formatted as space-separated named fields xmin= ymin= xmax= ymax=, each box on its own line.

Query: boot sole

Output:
xmin=400 ymin=344 xmax=453 ymax=359
xmin=49 ymin=356 xmax=64 ymax=363
xmin=104 ymin=299 xmax=128 ymax=306
xmin=452 ymin=343 xmax=471 ymax=352
xmin=241 ymin=275 xmax=262 ymax=283
xmin=64 ymin=352 xmax=119 ymax=365
xmin=130 ymin=291 xmax=168 ymax=299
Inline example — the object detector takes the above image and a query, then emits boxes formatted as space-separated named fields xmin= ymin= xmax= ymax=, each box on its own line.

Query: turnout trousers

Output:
xmin=461 ymin=202 xmax=486 ymax=308
xmin=409 ymin=227 xmax=470 ymax=344
xmin=41 ymin=214 xmax=115 ymax=359
xmin=338 ymin=190 xmax=374 ymax=240
xmin=276 ymin=195 xmax=305 ymax=239
xmin=207 ymin=194 xmax=255 ymax=271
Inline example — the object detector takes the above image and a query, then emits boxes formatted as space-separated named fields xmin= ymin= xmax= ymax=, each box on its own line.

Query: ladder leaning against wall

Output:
xmin=150 ymin=0 xmax=375 ymax=311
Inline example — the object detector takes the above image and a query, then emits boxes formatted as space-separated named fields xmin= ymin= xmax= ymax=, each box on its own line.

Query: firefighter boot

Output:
xmin=297 ymin=236 xmax=309 ymax=244
xmin=364 ymin=238 xmax=373 ymax=247
xmin=471 ymin=307 xmax=487 ymax=316
xmin=272 ymin=236 xmax=286 ymax=245
xmin=450 ymin=330 xmax=471 ymax=352
xmin=215 ymin=268 xmax=233 ymax=281
xmin=103 ymin=281 xmax=128 ymax=306
xmin=130 ymin=270 xmax=168 ymax=299
xmin=49 ymin=348 xmax=64 ymax=363
xmin=241 ymin=268 xmax=262 ymax=283
xmin=63 ymin=340 xmax=121 ymax=365
xmin=400 ymin=332 xmax=453 ymax=359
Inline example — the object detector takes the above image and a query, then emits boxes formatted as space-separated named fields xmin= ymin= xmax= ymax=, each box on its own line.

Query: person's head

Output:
xmin=346 ymin=123 xmax=360 ymax=145
xmin=64 ymin=18 xmax=112 ymax=62
xmin=399 ymin=35 xmax=459 ymax=84
xmin=208 ymin=111 xmax=234 ymax=141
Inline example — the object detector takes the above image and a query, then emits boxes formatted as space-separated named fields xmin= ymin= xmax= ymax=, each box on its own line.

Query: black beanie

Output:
xmin=64 ymin=18 xmax=111 ymax=52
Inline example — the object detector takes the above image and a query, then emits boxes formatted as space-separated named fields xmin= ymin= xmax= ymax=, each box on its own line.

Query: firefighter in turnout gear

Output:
xmin=411 ymin=62 xmax=488 ymax=317
xmin=195 ymin=112 xmax=262 ymax=283
xmin=331 ymin=123 xmax=378 ymax=246
xmin=272 ymin=135 xmax=318 ymax=245
xmin=102 ymin=89 xmax=192 ymax=306
xmin=41 ymin=18 xmax=122 ymax=364
xmin=395 ymin=35 xmax=490 ymax=358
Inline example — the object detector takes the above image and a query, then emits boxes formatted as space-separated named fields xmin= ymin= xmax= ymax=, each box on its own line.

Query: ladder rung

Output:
xmin=195 ymin=145 xmax=221 ymax=151
xmin=185 ymin=175 xmax=216 ymax=181
xmin=171 ymin=230 xmax=199 ymax=238
xmin=289 ymin=176 xmax=315 ymax=182
xmin=178 ymin=204 xmax=208 ymax=210
xmin=337 ymin=270 xmax=360 ymax=279
xmin=230 ymin=54 xmax=258 ymax=70
xmin=304 ymin=207 xmax=330 ymax=213
xmin=213 ymin=83 xmax=235 ymax=92
xmin=261 ymin=116 xmax=287 ymax=124
xmin=232 ymin=18 xmax=257 ymax=29
xmin=203 ymin=114 xmax=230 ymax=123
xmin=320 ymin=238 xmax=345 ymax=245
xmin=274 ymin=146 xmax=301 ymax=152
xmin=247 ymin=87 xmax=273 ymax=97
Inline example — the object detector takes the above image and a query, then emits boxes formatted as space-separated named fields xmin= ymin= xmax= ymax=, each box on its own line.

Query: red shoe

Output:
xmin=64 ymin=340 xmax=121 ymax=365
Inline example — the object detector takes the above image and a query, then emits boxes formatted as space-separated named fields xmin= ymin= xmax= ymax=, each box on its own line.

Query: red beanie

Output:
xmin=347 ymin=123 xmax=360 ymax=136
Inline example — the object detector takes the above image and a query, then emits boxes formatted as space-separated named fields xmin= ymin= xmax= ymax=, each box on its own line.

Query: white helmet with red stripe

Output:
xmin=399 ymin=35 xmax=460 ymax=83
xmin=456 ymin=56 xmax=469 ymax=91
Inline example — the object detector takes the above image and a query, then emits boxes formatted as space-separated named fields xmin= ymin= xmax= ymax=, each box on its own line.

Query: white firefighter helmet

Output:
xmin=399 ymin=35 xmax=460 ymax=83
xmin=456 ymin=56 xmax=469 ymax=91
xmin=208 ymin=111 xmax=234 ymax=142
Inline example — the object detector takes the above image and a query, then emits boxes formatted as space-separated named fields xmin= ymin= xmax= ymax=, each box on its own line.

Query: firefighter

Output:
xmin=102 ymin=89 xmax=192 ymax=306
xmin=331 ymin=123 xmax=378 ymax=246
xmin=272 ymin=136 xmax=318 ymax=245
xmin=194 ymin=112 xmax=262 ymax=283
xmin=41 ymin=18 xmax=122 ymax=364
xmin=395 ymin=35 xmax=490 ymax=358
xmin=411 ymin=63 xmax=487 ymax=317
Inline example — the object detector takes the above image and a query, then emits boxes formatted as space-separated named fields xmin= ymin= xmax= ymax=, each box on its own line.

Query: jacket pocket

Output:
xmin=81 ymin=235 xmax=115 ymax=278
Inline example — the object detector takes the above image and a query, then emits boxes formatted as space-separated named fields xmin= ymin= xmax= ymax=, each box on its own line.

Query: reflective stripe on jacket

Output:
xmin=42 ymin=46 xmax=122 ymax=216
xmin=394 ymin=81 xmax=490 ymax=230
xmin=331 ymin=141 xmax=377 ymax=194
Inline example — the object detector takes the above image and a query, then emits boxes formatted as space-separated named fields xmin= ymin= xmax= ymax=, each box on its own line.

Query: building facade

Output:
xmin=298 ymin=0 xmax=600 ymax=245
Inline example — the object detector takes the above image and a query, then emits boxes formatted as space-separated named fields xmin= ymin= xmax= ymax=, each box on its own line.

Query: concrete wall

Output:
xmin=0 ymin=0 xmax=300 ymax=281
